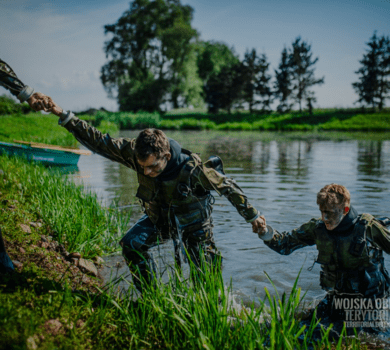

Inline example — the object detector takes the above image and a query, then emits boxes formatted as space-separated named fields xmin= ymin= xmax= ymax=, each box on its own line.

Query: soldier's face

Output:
xmin=319 ymin=203 xmax=347 ymax=231
xmin=137 ymin=153 xmax=170 ymax=178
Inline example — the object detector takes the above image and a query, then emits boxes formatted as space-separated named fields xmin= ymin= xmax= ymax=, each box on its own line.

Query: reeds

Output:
xmin=0 ymin=154 xmax=129 ymax=257
xmin=0 ymin=154 xmax=370 ymax=349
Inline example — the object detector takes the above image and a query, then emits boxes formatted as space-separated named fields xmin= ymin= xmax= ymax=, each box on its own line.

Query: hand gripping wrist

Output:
xmin=258 ymin=225 xmax=274 ymax=241
xmin=17 ymin=86 xmax=35 ymax=103
xmin=246 ymin=212 xmax=260 ymax=223
xmin=58 ymin=110 xmax=75 ymax=126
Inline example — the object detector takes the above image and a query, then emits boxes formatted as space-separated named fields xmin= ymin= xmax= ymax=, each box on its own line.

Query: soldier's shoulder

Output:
xmin=361 ymin=213 xmax=390 ymax=237
xmin=300 ymin=218 xmax=323 ymax=231
xmin=359 ymin=213 xmax=375 ymax=223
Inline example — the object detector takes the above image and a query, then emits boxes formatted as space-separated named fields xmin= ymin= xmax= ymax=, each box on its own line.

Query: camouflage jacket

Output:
xmin=60 ymin=116 xmax=259 ymax=223
xmin=265 ymin=206 xmax=390 ymax=295
xmin=264 ymin=208 xmax=390 ymax=256
xmin=0 ymin=60 xmax=25 ymax=97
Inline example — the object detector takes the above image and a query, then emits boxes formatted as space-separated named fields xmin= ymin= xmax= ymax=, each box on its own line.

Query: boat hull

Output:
xmin=0 ymin=141 xmax=81 ymax=166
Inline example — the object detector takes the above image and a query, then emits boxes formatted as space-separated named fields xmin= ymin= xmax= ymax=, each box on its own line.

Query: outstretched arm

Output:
xmin=27 ymin=93 xmax=138 ymax=170
xmin=259 ymin=219 xmax=318 ymax=255
xmin=194 ymin=164 xmax=266 ymax=233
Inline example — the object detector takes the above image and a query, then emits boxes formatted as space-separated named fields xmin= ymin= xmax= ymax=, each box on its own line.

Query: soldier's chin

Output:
xmin=147 ymin=173 xmax=159 ymax=178
xmin=325 ymin=223 xmax=336 ymax=230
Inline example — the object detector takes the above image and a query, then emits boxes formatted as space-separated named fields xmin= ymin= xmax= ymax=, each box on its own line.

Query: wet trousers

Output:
xmin=120 ymin=214 xmax=219 ymax=292
xmin=300 ymin=293 xmax=390 ymax=340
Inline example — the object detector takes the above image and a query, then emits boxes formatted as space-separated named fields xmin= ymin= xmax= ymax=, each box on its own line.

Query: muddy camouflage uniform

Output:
xmin=264 ymin=206 xmax=390 ymax=335
xmin=60 ymin=116 xmax=259 ymax=290
xmin=0 ymin=60 xmax=25 ymax=97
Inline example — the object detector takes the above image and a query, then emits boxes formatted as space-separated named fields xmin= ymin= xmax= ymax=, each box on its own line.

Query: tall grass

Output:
xmin=0 ymin=262 xmax=367 ymax=349
xmin=0 ymin=154 xmax=129 ymax=257
xmin=0 ymin=154 xmax=369 ymax=349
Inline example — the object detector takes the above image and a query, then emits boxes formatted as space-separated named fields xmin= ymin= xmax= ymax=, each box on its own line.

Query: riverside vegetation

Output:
xmin=0 ymin=155 xmax=383 ymax=349
xmin=79 ymin=108 xmax=390 ymax=132
xmin=1 ymin=95 xmax=390 ymax=139
xmin=0 ymin=116 xmax=387 ymax=349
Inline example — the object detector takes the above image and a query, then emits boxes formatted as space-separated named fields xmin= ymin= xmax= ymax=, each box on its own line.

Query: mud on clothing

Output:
xmin=265 ymin=206 xmax=390 ymax=336
xmin=60 ymin=116 xmax=259 ymax=290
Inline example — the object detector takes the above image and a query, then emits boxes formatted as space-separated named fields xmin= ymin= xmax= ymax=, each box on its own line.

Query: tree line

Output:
xmin=101 ymin=0 xmax=390 ymax=114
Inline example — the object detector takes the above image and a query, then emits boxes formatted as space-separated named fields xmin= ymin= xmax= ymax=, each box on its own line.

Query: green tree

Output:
xmin=197 ymin=41 xmax=240 ymax=113
xmin=274 ymin=47 xmax=293 ymax=113
xmin=204 ymin=62 xmax=245 ymax=114
xmin=377 ymin=35 xmax=390 ymax=110
xmin=353 ymin=32 xmax=390 ymax=110
xmin=255 ymin=53 xmax=273 ymax=112
xmin=242 ymin=49 xmax=272 ymax=113
xmin=196 ymin=41 xmax=239 ymax=82
xmin=289 ymin=37 xmax=324 ymax=112
xmin=101 ymin=0 xmax=198 ymax=112
xmin=179 ymin=47 xmax=205 ymax=109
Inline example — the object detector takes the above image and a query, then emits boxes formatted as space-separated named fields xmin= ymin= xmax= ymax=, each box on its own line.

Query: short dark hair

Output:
xmin=135 ymin=128 xmax=170 ymax=161
xmin=317 ymin=183 xmax=351 ymax=207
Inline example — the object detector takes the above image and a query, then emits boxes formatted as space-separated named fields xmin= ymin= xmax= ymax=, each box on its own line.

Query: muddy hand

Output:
xmin=251 ymin=215 xmax=266 ymax=234
xmin=27 ymin=92 xmax=63 ymax=116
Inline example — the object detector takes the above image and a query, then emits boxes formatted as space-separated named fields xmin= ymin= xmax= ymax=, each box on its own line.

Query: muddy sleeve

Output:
xmin=0 ymin=65 xmax=24 ymax=98
xmin=193 ymin=166 xmax=259 ymax=222
xmin=368 ymin=222 xmax=390 ymax=255
xmin=264 ymin=219 xmax=318 ymax=255
xmin=60 ymin=116 xmax=137 ymax=170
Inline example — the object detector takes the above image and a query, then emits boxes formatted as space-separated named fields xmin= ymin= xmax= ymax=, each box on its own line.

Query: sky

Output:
xmin=1 ymin=0 xmax=390 ymax=112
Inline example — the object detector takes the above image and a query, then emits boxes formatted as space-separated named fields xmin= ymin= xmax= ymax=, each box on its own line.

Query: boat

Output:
xmin=0 ymin=140 xmax=91 ymax=166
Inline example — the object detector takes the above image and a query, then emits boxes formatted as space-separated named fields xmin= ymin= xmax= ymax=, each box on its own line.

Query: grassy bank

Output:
xmin=0 ymin=155 xmax=381 ymax=349
xmin=0 ymin=155 xmax=128 ymax=258
xmin=77 ymin=108 xmax=390 ymax=132
xmin=1 ymin=109 xmax=390 ymax=142
xmin=0 ymin=113 xmax=118 ymax=147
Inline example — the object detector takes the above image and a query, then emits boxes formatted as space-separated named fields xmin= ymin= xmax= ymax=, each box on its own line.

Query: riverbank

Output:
xmin=77 ymin=108 xmax=390 ymax=132
xmin=0 ymin=113 xmax=118 ymax=147
xmin=0 ymin=155 xmax=381 ymax=349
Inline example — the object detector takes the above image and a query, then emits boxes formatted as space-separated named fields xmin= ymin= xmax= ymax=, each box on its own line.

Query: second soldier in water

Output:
xmin=258 ymin=183 xmax=390 ymax=336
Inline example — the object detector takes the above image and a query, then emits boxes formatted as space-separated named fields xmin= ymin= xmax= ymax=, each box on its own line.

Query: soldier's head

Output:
xmin=317 ymin=184 xmax=351 ymax=231
xmin=135 ymin=128 xmax=171 ymax=177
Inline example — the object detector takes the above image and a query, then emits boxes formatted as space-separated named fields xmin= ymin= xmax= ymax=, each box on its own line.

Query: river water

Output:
xmin=70 ymin=130 xmax=390 ymax=307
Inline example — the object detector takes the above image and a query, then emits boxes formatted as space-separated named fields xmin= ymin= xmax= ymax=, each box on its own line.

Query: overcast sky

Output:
xmin=1 ymin=0 xmax=390 ymax=112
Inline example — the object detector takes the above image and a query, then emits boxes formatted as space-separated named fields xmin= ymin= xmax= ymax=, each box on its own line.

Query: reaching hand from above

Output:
xmin=27 ymin=92 xmax=63 ymax=117
xmin=251 ymin=215 xmax=267 ymax=234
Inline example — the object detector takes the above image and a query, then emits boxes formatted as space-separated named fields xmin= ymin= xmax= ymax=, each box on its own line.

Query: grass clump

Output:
xmin=0 ymin=154 xmax=377 ymax=349
xmin=0 ymin=154 xmax=129 ymax=258
xmin=0 ymin=94 xmax=33 ymax=115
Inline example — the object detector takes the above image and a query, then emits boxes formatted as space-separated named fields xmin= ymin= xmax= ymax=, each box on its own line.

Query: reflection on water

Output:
xmin=72 ymin=131 xmax=390 ymax=305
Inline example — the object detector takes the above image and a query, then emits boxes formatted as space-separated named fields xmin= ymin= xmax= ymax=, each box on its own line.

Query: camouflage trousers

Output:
xmin=120 ymin=214 xmax=220 ymax=292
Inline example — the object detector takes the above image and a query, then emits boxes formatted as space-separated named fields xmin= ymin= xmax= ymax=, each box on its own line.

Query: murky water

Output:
xmin=70 ymin=130 xmax=390 ymax=306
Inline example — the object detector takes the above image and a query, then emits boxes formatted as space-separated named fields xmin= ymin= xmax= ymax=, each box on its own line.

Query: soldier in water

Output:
xmin=3 ymin=81 xmax=266 ymax=291
xmin=258 ymin=183 xmax=390 ymax=336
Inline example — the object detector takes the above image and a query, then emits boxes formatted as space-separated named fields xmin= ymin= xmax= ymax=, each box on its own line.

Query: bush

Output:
xmin=0 ymin=95 xmax=34 ymax=115
xmin=216 ymin=122 xmax=253 ymax=131
xmin=160 ymin=118 xmax=216 ymax=130
xmin=0 ymin=95 xmax=22 ymax=115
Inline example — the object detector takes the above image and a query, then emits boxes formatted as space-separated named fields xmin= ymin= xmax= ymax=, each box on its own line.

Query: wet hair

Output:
xmin=316 ymin=184 xmax=350 ymax=207
xmin=135 ymin=128 xmax=170 ymax=161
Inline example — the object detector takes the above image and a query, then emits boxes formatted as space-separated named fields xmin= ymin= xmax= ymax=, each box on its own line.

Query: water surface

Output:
xmin=71 ymin=131 xmax=390 ymax=305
